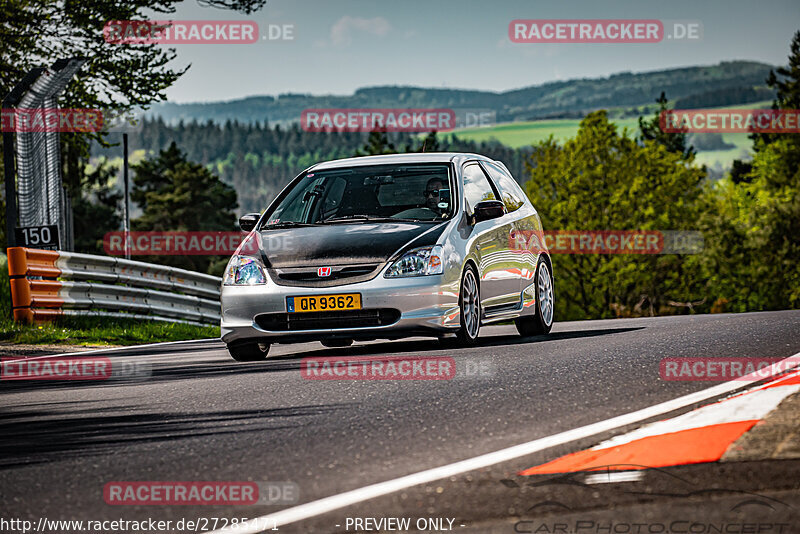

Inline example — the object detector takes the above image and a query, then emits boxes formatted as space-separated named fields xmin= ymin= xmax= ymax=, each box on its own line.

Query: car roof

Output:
xmin=307 ymin=152 xmax=496 ymax=171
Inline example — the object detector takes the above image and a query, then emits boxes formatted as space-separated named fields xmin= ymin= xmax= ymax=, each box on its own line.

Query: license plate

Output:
xmin=287 ymin=293 xmax=362 ymax=313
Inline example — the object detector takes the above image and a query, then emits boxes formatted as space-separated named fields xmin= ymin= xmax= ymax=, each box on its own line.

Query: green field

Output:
xmin=452 ymin=102 xmax=772 ymax=172
xmin=454 ymin=117 xmax=639 ymax=147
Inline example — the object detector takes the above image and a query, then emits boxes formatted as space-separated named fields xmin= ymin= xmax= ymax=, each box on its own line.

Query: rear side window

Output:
xmin=462 ymin=164 xmax=497 ymax=215
xmin=482 ymin=162 xmax=526 ymax=213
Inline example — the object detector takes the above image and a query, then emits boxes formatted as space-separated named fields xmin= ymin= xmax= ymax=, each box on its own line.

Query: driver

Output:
xmin=424 ymin=177 xmax=445 ymax=215
xmin=391 ymin=176 xmax=448 ymax=219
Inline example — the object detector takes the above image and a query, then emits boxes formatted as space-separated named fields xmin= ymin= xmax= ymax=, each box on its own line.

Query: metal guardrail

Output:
xmin=7 ymin=247 xmax=221 ymax=325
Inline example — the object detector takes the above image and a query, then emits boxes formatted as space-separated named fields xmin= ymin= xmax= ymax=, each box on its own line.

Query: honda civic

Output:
xmin=220 ymin=152 xmax=554 ymax=361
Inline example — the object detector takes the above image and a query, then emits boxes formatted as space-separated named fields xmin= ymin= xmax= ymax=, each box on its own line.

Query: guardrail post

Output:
xmin=7 ymin=247 xmax=33 ymax=322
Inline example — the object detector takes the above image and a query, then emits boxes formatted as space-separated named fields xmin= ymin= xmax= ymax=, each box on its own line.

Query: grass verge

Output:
xmin=0 ymin=316 xmax=219 ymax=346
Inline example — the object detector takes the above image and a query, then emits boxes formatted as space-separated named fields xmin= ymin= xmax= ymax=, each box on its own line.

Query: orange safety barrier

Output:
xmin=7 ymin=247 xmax=63 ymax=323
xmin=5 ymin=247 xmax=221 ymax=325
xmin=8 ymin=247 xmax=61 ymax=278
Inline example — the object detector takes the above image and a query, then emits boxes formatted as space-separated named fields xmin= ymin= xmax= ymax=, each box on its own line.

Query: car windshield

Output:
xmin=262 ymin=163 xmax=453 ymax=226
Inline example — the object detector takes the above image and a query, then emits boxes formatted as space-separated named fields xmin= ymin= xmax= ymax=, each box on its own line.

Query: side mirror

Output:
xmin=473 ymin=200 xmax=505 ymax=223
xmin=239 ymin=213 xmax=261 ymax=232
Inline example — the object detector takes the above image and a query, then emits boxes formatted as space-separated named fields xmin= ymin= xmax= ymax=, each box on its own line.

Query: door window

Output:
xmin=482 ymin=162 xmax=526 ymax=213
xmin=462 ymin=164 xmax=497 ymax=215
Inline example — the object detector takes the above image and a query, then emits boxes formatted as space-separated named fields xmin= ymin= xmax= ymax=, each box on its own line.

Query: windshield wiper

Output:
xmin=390 ymin=217 xmax=443 ymax=223
xmin=322 ymin=215 xmax=443 ymax=224
xmin=321 ymin=214 xmax=387 ymax=223
xmin=262 ymin=221 xmax=318 ymax=229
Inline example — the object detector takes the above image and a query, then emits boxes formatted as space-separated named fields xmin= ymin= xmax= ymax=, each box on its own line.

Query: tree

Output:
xmin=130 ymin=142 xmax=186 ymax=206
xmin=701 ymin=30 xmax=800 ymax=311
xmin=131 ymin=142 xmax=238 ymax=274
xmin=195 ymin=0 xmax=266 ymax=13
xmin=754 ymin=31 xmax=800 ymax=149
xmin=729 ymin=160 xmax=753 ymax=185
xmin=416 ymin=131 xmax=442 ymax=152
xmin=103 ymin=118 xmax=533 ymax=214
xmin=638 ymin=92 xmax=696 ymax=159
xmin=700 ymin=137 xmax=800 ymax=312
xmin=399 ymin=131 xmax=442 ymax=153
xmin=72 ymin=158 xmax=122 ymax=255
xmin=1 ymin=0 xmax=267 ymax=103
xmin=354 ymin=130 xmax=397 ymax=156
xmin=768 ymin=31 xmax=800 ymax=109
xmin=1 ymin=0 xmax=265 ymax=248
xmin=525 ymin=111 xmax=706 ymax=320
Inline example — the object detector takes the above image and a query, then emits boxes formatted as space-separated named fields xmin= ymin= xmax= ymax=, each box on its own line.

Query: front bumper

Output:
xmin=220 ymin=272 xmax=461 ymax=344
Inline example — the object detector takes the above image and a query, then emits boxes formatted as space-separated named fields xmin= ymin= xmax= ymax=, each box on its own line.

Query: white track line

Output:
xmin=1 ymin=338 xmax=220 ymax=362
xmin=210 ymin=352 xmax=800 ymax=534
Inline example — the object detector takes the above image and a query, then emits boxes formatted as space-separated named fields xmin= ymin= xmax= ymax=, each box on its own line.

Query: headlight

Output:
xmin=385 ymin=245 xmax=444 ymax=277
xmin=223 ymin=255 xmax=268 ymax=285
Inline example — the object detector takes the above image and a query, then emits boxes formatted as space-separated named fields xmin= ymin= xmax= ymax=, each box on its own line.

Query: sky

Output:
xmin=153 ymin=0 xmax=800 ymax=103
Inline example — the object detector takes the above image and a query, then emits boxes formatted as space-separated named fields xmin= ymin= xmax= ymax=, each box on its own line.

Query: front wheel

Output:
xmin=515 ymin=258 xmax=554 ymax=337
xmin=455 ymin=265 xmax=481 ymax=345
xmin=227 ymin=340 xmax=271 ymax=361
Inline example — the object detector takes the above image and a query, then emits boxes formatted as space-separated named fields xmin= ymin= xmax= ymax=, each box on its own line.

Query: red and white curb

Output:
xmin=209 ymin=353 xmax=800 ymax=534
xmin=520 ymin=369 xmax=800 ymax=475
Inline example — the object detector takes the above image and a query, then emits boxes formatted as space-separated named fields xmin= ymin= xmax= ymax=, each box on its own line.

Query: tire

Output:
xmin=455 ymin=264 xmax=481 ymax=345
xmin=320 ymin=338 xmax=353 ymax=348
xmin=515 ymin=258 xmax=554 ymax=337
xmin=227 ymin=340 xmax=271 ymax=361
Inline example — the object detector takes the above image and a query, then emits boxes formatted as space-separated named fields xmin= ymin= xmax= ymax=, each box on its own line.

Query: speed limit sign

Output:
xmin=14 ymin=225 xmax=60 ymax=250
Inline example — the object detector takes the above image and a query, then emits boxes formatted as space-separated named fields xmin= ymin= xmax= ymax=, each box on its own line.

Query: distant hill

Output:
xmin=149 ymin=60 xmax=776 ymax=125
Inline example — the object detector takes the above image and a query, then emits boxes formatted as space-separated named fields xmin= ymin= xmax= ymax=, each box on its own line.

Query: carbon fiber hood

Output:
xmin=258 ymin=221 xmax=449 ymax=269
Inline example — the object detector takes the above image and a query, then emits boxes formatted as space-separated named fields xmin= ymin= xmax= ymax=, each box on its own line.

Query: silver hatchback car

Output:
xmin=220 ymin=153 xmax=554 ymax=361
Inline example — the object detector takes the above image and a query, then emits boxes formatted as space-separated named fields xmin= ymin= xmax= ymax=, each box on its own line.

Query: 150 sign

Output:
xmin=15 ymin=225 xmax=59 ymax=250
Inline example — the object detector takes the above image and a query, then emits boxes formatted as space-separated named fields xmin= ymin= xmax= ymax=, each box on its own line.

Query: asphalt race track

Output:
xmin=1 ymin=311 xmax=799 ymax=533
